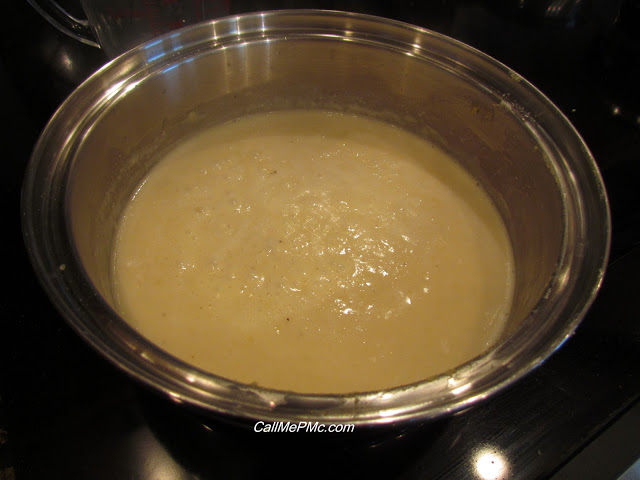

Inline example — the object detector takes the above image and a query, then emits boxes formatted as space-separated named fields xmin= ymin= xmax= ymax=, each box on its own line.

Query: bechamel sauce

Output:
xmin=112 ymin=110 xmax=514 ymax=394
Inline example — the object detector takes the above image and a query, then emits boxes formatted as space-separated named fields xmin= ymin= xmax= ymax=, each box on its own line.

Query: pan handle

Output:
xmin=27 ymin=0 xmax=100 ymax=49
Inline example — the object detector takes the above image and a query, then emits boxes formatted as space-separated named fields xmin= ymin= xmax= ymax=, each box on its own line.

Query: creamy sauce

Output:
xmin=112 ymin=110 xmax=514 ymax=394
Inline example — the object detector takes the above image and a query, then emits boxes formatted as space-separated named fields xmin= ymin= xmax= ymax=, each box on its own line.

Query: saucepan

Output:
xmin=21 ymin=10 xmax=610 ymax=426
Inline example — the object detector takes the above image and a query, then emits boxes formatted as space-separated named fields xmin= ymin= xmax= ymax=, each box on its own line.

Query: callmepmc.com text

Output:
xmin=253 ymin=421 xmax=355 ymax=433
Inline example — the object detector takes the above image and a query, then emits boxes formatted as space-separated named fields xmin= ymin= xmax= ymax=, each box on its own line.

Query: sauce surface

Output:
xmin=112 ymin=110 xmax=514 ymax=393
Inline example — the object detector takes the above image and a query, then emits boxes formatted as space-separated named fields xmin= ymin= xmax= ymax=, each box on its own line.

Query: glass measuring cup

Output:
xmin=27 ymin=0 xmax=230 ymax=58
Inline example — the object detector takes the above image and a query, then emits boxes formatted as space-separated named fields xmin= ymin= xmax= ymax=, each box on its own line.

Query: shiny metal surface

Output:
xmin=22 ymin=10 xmax=610 ymax=425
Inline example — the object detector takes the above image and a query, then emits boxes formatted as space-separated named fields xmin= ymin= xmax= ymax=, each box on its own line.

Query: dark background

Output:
xmin=1 ymin=1 xmax=639 ymax=478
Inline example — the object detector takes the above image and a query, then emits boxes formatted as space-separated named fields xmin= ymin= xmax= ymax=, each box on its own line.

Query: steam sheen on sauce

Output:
xmin=112 ymin=110 xmax=515 ymax=394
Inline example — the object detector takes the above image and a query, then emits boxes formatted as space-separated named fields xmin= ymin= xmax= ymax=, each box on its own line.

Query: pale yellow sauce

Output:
xmin=112 ymin=110 xmax=514 ymax=394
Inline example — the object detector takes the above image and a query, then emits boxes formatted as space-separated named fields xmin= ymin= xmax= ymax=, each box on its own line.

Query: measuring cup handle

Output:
xmin=27 ymin=0 xmax=100 ymax=49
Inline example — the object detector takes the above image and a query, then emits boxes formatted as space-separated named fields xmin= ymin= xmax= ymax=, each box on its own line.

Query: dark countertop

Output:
xmin=2 ymin=1 xmax=639 ymax=479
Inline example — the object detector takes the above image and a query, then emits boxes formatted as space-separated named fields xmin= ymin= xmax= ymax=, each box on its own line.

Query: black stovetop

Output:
xmin=1 ymin=1 xmax=639 ymax=479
